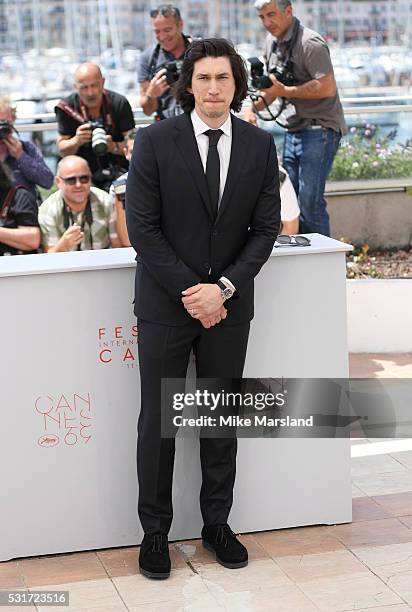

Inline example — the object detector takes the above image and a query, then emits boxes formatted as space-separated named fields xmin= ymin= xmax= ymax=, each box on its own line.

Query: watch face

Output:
xmin=223 ymin=287 xmax=233 ymax=299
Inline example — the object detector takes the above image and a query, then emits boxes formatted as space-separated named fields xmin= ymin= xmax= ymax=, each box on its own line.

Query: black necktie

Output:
xmin=204 ymin=129 xmax=223 ymax=218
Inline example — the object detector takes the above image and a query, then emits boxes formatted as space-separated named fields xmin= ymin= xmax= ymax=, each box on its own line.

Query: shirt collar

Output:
xmin=191 ymin=109 xmax=232 ymax=138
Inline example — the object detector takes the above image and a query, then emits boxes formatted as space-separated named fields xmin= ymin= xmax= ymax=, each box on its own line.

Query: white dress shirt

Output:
xmin=190 ymin=109 xmax=232 ymax=205
xmin=190 ymin=109 xmax=235 ymax=294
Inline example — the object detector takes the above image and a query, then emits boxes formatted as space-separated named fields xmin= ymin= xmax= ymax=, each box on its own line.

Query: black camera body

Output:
xmin=270 ymin=62 xmax=296 ymax=87
xmin=0 ymin=119 xmax=13 ymax=139
xmin=88 ymin=118 xmax=105 ymax=131
xmin=157 ymin=60 xmax=183 ymax=85
xmin=248 ymin=57 xmax=295 ymax=90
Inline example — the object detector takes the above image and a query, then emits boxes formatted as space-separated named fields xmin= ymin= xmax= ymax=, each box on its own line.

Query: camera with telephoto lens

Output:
xmin=157 ymin=60 xmax=183 ymax=86
xmin=248 ymin=56 xmax=295 ymax=90
xmin=112 ymin=174 xmax=127 ymax=207
xmin=87 ymin=119 xmax=108 ymax=156
xmin=0 ymin=120 xmax=13 ymax=139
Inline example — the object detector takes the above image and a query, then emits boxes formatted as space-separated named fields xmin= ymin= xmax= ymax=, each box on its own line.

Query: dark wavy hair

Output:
xmin=174 ymin=38 xmax=248 ymax=113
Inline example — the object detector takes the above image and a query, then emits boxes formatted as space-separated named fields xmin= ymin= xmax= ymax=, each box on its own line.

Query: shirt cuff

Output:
xmin=219 ymin=276 xmax=236 ymax=293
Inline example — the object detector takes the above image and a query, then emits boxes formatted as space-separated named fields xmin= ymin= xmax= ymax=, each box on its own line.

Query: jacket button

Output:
xmin=212 ymin=230 xmax=218 ymax=237
xmin=203 ymin=262 xmax=209 ymax=270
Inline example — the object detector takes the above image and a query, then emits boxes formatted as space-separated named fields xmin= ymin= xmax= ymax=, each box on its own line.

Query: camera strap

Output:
xmin=270 ymin=17 xmax=300 ymax=70
xmin=263 ymin=18 xmax=301 ymax=127
xmin=148 ymin=44 xmax=162 ymax=77
xmin=56 ymin=92 xmax=116 ymax=132
xmin=63 ymin=197 xmax=94 ymax=250
xmin=55 ymin=101 xmax=85 ymax=125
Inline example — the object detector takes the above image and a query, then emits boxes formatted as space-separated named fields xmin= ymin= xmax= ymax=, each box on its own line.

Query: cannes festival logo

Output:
xmin=35 ymin=393 xmax=93 ymax=448
xmin=98 ymin=324 xmax=138 ymax=368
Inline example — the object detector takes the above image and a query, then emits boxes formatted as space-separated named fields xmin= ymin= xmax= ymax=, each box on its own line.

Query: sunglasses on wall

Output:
xmin=59 ymin=175 xmax=91 ymax=185
xmin=275 ymin=235 xmax=311 ymax=247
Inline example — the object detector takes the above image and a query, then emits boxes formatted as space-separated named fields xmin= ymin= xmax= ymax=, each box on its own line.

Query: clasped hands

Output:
xmin=182 ymin=283 xmax=226 ymax=329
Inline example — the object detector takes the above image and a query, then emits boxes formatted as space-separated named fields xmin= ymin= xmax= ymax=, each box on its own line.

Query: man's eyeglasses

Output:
xmin=275 ymin=234 xmax=311 ymax=247
xmin=150 ymin=5 xmax=181 ymax=19
xmin=59 ymin=175 xmax=91 ymax=186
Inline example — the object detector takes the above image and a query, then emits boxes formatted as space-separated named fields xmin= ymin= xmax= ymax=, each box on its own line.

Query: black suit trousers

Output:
xmin=137 ymin=318 xmax=250 ymax=535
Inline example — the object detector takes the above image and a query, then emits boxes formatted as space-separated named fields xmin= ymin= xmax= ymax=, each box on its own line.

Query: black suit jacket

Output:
xmin=126 ymin=112 xmax=281 ymax=326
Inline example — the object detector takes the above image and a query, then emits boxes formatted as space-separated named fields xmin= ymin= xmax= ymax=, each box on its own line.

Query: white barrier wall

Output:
xmin=0 ymin=234 xmax=352 ymax=561
xmin=347 ymin=279 xmax=412 ymax=353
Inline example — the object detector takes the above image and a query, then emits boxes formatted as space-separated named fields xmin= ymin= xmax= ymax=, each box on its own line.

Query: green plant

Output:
xmin=329 ymin=124 xmax=412 ymax=181
xmin=38 ymin=183 xmax=57 ymax=203
xmin=353 ymin=243 xmax=370 ymax=263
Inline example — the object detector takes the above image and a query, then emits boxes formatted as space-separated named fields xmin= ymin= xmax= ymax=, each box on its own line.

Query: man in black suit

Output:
xmin=126 ymin=38 xmax=280 ymax=580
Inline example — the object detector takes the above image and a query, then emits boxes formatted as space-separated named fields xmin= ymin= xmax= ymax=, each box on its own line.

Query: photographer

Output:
xmin=246 ymin=0 xmax=346 ymax=236
xmin=38 ymin=156 xmax=120 ymax=253
xmin=0 ymin=96 xmax=54 ymax=200
xmin=55 ymin=63 xmax=135 ymax=192
xmin=138 ymin=5 xmax=191 ymax=120
xmin=109 ymin=130 xmax=138 ymax=247
xmin=0 ymin=160 xmax=41 ymax=256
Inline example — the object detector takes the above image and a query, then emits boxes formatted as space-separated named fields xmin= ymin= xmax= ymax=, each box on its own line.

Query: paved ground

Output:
xmin=1 ymin=354 xmax=412 ymax=611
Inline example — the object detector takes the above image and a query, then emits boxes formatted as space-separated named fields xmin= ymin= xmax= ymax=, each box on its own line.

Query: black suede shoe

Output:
xmin=202 ymin=524 xmax=248 ymax=569
xmin=139 ymin=533 xmax=171 ymax=579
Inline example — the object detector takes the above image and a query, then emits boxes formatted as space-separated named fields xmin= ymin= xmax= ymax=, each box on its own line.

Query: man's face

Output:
xmin=152 ymin=15 xmax=183 ymax=53
xmin=75 ymin=72 xmax=105 ymax=109
xmin=56 ymin=160 xmax=91 ymax=205
xmin=125 ymin=139 xmax=134 ymax=162
xmin=258 ymin=2 xmax=293 ymax=39
xmin=188 ymin=56 xmax=236 ymax=121
xmin=0 ymin=108 xmax=13 ymax=124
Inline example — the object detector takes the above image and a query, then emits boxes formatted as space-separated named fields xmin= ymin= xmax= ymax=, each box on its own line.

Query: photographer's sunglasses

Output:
xmin=150 ymin=5 xmax=181 ymax=19
xmin=59 ymin=175 xmax=91 ymax=186
xmin=275 ymin=234 xmax=311 ymax=247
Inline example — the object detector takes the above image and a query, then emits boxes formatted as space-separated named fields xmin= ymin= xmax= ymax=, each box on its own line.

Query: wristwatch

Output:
xmin=217 ymin=279 xmax=234 ymax=301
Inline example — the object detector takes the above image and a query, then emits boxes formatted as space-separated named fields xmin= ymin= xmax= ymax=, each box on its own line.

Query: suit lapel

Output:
xmin=216 ymin=114 xmax=249 ymax=223
xmin=173 ymin=113 xmax=214 ymax=219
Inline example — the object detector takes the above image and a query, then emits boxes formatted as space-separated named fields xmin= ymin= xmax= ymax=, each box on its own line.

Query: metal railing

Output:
xmin=16 ymin=110 xmax=153 ymax=133
xmin=12 ymin=95 xmax=412 ymax=132
xmin=341 ymin=95 xmax=412 ymax=115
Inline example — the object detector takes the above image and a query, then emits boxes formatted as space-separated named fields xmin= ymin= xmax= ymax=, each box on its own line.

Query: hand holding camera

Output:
xmin=79 ymin=120 xmax=108 ymax=156
xmin=0 ymin=120 xmax=23 ymax=159
xmin=248 ymin=57 xmax=295 ymax=92
xmin=267 ymin=74 xmax=289 ymax=98
xmin=75 ymin=123 xmax=92 ymax=147
xmin=2 ymin=134 xmax=23 ymax=160
xmin=148 ymin=68 xmax=170 ymax=99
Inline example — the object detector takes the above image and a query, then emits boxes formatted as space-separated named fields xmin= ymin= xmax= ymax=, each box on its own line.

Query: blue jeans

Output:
xmin=282 ymin=127 xmax=341 ymax=236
